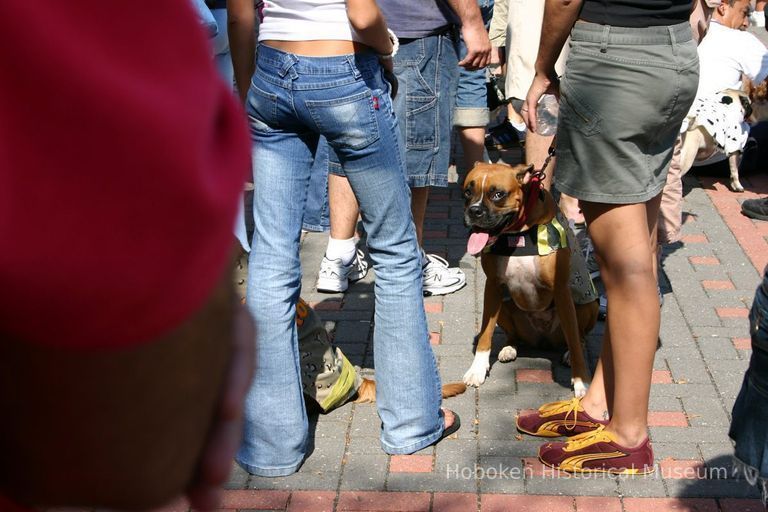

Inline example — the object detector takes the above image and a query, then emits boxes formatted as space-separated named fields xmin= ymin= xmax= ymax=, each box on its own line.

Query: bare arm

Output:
xmin=346 ymin=0 xmax=393 ymax=57
xmin=228 ymin=0 xmax=256 ymax=103
xmin=523 ymin=0 xmax=582 ymax=132
xmin=0 ymin=263 xmax=254 ymax=511
xmin=445 ymin=0 xmax=491 ymax=69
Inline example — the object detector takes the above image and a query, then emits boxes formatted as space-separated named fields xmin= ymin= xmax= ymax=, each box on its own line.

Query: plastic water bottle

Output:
xmin=535 ymin=94 xmax=559 ymax=136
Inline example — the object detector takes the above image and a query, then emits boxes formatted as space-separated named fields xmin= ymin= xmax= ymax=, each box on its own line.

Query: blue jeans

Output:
xmin=301 ymin=136 xmax=332 ymax=232
xmin=237 ymin=45 xmax=444 ymax=477
xmin=454 ymin=0 xmax=494 ymax=127
xmin=210 ymin=8 xmax=233 ymax=87
xmin=393 ymin=31 xmax=459 ymax=188
xmin=730 ymin=269 xmax=768 ymax=502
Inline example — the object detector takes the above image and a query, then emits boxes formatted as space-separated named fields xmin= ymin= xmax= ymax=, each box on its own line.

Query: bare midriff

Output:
xmin=262 ymin=40 xmax=370 ymax=56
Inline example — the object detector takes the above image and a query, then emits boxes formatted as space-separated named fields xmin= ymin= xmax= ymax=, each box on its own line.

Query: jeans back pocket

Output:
xmin=306 ymin=90 xmax=380 ymax=151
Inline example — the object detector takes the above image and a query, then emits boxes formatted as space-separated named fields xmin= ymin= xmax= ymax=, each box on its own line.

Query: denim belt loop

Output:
xmin=345 ymin=54 xmax=362 ymax=79
xmin=668 ymin=25 xmax=678 ymax=56
xmin=599 ymin=25 xmax=610 ymax=53
xmin=278 ymin=54 xmax=299 ymax=79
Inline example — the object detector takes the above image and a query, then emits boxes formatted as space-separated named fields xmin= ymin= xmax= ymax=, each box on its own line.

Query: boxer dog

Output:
xmin=462 ymin=162 xmax=597 ymax=397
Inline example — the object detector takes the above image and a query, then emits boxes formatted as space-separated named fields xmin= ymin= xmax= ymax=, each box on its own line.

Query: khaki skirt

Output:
xmin=555 ymin=21 xmax=699 ymax=204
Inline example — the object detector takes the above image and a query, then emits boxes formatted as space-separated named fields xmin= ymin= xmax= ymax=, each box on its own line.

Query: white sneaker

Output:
xmin=750 ymin=10 xmax=765 ymax=27
xmin=422 ymin=253 xmax=466 ymax=296
xmin=317 ymin=249 xmax=368 ymax=293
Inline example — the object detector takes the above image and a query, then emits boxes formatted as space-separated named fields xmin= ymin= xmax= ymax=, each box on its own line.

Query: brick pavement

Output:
xmin=115 ymin=151 xmax=765 ymax=512
xmin=175 ymin=149 xmax=762 ymax=511
xmin=61 ymin=175 xmax=765 ymax=512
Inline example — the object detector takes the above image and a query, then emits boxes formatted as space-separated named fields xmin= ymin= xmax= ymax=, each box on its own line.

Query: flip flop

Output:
xmin=436 ymin=409 xmax=461 ymax=442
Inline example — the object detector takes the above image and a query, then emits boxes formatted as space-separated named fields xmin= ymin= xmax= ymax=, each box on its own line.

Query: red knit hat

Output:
xmin=0 ymin=1 xmax=250 ymax=349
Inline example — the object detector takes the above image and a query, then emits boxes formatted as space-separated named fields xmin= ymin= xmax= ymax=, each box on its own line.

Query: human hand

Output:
xmin=186 ymin=303 xmax=255 ymax=510
xmin=522 ymin=71 xmax=559 ymax=134
xmin=489 ymin=46 xmax=506 ymax=76
xmin=458 ymin=21 xmax=491 ymax=70
xmin=382 ymin=65 xmax=399 ymax=99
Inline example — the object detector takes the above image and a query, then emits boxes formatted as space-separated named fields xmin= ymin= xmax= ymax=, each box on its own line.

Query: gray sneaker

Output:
xmin=741 ymin=197 xmax=768 ymax=221
xmin=422 ymin=253 xmax=466 ymax=297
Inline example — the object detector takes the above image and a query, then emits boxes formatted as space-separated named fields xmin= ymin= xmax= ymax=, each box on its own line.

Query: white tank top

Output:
xmin=258 ymin=0 xmax=361 ymax=42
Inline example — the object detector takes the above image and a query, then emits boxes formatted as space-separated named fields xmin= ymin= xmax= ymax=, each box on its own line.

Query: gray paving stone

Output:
xmin=476 ymin=456 xmax=526 ymax=494
xmin=698 ymin=443 xmax=737 ymax=464
xmin=664 ymin=478 xmax=761 ymax=499
xmin=691 ymin=326 xmax=751 ymax=339
xmin=697 ymin=337 xmax=741 ymax=360
xmin=334 ymin=320 xmax=372 ymax=343
xmin=525 ymin=474 xmax=620 ymax=497
xmin=346 ymin=436 xmax=384 ymax=454
xmin=249 ymin=469 xmax=340 ymax=491
xmin=349 ymin=403 xmax=381 ymax=438
xmin=616 ymin=473 xmax=668 ymax=497
xmin=342 ymin=293 xmax=376 ymax=311
xmin=339 ymin=452 xmax=388 ymax=491
xmin=666 ymin=356 xmax=712 ymax=384
xmin=653 ymin=443 xmax=701 ymax=461
xmin=478 ymin=439 xmax=541 ymax=458
xmin=477 ymin=407 xmax=524 ymax=440
xmin=649 ymin=395 xmax=684 ymax=412
xmin=680 ymin=397 xmax=731 ymax=427
xmin=225 ymin=462 xmax=250 ymax=489
xmin=649 ymin=426 xmax=731 ymax=444
xmin=312 ymin=419 xmax=350 ymax=440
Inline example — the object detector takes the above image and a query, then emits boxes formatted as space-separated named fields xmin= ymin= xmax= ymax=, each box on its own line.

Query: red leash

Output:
xmin=507 ymin=144 xmax=555 ymax=232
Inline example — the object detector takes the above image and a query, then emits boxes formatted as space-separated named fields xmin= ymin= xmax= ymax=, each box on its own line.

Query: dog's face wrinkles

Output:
xmin=462 ymin=163 xmax=528 ymax=231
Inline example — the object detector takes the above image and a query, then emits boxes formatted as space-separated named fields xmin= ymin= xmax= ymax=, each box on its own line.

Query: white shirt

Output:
xmin=696 ymin=21 xmax=768 ymax=98
xmin=258 ymin=0 xmax=360 ymax=42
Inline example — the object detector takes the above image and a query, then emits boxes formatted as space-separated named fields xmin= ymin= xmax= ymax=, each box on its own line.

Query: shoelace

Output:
xmin=565 ymin=425 xmax=611 ymax=451
xmin=538 ymin=397 xmax=581 ymax=432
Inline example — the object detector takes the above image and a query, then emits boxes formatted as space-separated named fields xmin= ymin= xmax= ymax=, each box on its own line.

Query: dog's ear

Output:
xmin=515 ymin=164 xmax=535 ymax=186
xmin=739 ymin=95 xmax=752 ymax=115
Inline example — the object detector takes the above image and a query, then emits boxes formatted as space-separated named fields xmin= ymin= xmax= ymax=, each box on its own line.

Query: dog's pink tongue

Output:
xmin=467 ymin=231 xmax=489 ymax=256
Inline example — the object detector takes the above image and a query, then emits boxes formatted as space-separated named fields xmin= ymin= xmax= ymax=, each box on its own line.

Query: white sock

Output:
xmin=511 ymin=120 xmax=527 ymax=132
xmin=325 ymin=237 xmax=357 ymax=265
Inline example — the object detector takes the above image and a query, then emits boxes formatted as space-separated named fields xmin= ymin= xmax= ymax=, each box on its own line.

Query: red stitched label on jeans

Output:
xmin=373 ymin=96 xmax=379 ymax=110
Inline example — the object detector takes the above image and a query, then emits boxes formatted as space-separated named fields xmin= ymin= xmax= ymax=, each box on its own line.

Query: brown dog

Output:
xmin=461 ymin=162 xmax=598 ymax=397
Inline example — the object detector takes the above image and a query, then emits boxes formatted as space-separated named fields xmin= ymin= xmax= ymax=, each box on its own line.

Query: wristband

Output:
xmin=378 ymin=28 xmax=399 ymax=60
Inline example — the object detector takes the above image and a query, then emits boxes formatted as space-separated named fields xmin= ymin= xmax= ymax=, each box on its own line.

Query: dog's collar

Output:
xmin=484 ymin=215 xmax=569 ymax=257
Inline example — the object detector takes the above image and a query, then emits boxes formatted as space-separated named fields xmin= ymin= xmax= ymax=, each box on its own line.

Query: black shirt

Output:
xmin=580 ymin=0 xmax=693 ymax=27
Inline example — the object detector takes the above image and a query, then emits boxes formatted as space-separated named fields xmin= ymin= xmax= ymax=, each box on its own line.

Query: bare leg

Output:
xmin=459 ymin=127 xmax=487 ymax=172
xmin=328 ymin=174 xmax=360 ymax=240
xmin=559 ymin=193 xmax=584 ymax=224
xmin=579 ymin=194 xmax=663 ymax=447
xmin=411 ymin=186 xmax=429 ymax=246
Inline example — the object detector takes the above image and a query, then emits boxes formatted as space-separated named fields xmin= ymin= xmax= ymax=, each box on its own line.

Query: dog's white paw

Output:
xmin=561 ymin=350 xmax=571 ymax=367
xmin=731 ymin=180 xmax=745 ymax=193
xmin=572 ymin=378 xmax=589 ymax=398
xmin=498 ymin=346 xmax=518 ymax=363
xmin=463 ymin=350 xmax=491 ymax=387
xmin=463 ymin=365 xmax=488 ymax=387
